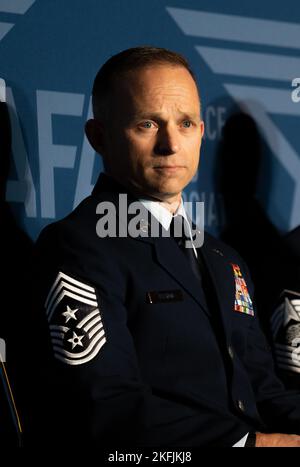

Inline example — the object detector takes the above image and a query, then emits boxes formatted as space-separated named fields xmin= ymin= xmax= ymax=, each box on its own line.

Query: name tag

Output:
xmin=146 ymin=290 xmax=183 ymax=304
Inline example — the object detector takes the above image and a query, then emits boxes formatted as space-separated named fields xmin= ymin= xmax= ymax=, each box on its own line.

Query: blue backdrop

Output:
xmin=1 ymin=0 xmax=300 ymax=240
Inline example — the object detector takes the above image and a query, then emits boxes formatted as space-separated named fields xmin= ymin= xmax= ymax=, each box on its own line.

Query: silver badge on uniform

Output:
xmin=45 ymin=271 xmax=106 ymax=365
xmin=271 ymin=290 xmax=300 ymax=374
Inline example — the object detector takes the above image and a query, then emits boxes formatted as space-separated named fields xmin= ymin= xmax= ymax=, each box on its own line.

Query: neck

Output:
xmin=104 ymin=172 xmax=182 ymax=213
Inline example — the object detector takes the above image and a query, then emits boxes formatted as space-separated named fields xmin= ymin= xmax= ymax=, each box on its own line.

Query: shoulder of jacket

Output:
xmin=204 ymin=231 xmax=248 ymax=267
xmin=35 ymin=195 xmax=100 ymax=252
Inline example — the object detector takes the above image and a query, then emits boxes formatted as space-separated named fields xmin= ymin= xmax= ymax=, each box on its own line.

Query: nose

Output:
xmin=154 ymin=125 xmax=181 ymax=156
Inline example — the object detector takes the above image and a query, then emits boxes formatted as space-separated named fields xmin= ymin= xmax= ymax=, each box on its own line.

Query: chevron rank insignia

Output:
xmin=270 ymin=289 xmax=300 ymax=374
xmin=231 ymin=263 xmax=254 ymax=316
xmin=44 ymin=271 xmax=106 ymax=365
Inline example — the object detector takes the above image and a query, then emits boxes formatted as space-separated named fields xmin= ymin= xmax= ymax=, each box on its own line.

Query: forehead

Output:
xmin=112 ymin=65 xmax=200 ymax=112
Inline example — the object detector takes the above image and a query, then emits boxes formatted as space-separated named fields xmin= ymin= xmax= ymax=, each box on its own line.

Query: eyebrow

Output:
xmin=132 ymin=111 xmax=201 ymax=121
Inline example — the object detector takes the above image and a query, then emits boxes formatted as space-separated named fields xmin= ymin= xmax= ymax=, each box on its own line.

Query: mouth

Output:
xmin=153 ymin=165 xmax=185 ymax=173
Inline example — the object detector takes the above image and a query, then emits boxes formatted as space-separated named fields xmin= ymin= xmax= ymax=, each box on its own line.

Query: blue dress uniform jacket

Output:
xmin=31 ymin=174 xmax=300 ymax=446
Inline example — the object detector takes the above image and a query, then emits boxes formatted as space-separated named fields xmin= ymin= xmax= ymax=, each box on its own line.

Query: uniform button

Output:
xmin=237 ymin=399 xmax=245 ymax=412
xmin=228 ymin=345 xmax=234 ymax=359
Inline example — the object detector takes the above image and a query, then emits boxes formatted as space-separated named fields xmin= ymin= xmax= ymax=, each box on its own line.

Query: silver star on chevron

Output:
xmin=283 ymin=297 xmax=300 ymax=327
xmin=67 ymin=331 xmax=84 ymax=349
xmin=62 ymin=305 xmax=78 ymax=323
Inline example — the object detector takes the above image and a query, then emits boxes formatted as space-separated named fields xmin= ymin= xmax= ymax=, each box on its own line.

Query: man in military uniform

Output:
xmin=32 ymin=47 xmax=300 ymax=447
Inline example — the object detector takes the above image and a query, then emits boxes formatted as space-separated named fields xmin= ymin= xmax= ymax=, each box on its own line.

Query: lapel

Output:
xmin=153 ymin=235 xmax=211 ymax=318
xmin=200 ymin=236 xmax=235 ymax=341
xmin=116 ymin=203 xmax=211 ymax=316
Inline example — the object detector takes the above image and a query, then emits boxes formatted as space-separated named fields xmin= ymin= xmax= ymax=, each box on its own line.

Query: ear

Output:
xmin=85 ymin=119 xmax=105 ymax=154
xmin=200 ymin=120 xmax=205 ymax=138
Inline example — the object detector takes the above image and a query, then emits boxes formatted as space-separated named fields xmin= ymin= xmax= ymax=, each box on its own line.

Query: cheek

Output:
xmin=191 ymin=132 xmax=202 ymax=149
xmin=185 ymin=137 xmax=201 ymax=163
xmin=107 ymin=130 xmax=127 ymax=158
xmin=126 ymin=137 xmax=154 ymax=164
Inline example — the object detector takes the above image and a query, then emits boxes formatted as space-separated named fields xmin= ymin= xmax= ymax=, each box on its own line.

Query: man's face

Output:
xmin=100 ymin=65 xmax=204 ymax=202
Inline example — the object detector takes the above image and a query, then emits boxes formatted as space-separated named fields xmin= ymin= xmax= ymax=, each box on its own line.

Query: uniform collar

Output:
xmin=139 ymin=198 xmax=189 ymax=232
xmin=139 ymin=198 xmax=198 ymax=256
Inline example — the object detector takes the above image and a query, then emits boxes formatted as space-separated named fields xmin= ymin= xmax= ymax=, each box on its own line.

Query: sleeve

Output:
xmin=31 ymin=227 xmax=252 ymax=447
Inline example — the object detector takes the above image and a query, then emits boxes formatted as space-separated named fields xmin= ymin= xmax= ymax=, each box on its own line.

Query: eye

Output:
xmin=182 ymin=120 xmax=192 ymax=128
xmin=140 ymin=121 xmax=154 ymax=129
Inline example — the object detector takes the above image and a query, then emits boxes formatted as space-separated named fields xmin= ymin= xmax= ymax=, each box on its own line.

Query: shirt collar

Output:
xmin=139 ymin=197 xmax=190 ymax=231
xmin=139 ymin=197 xmax=198 ymax=257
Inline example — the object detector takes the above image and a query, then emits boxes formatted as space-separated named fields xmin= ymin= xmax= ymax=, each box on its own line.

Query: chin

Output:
xmin=149 ymin=183 xmax=185 ymax=200
xmin=158 ymin=178 xmax=187 ymax=194
xmin=136 ymin=173 xmax=189 ymax=199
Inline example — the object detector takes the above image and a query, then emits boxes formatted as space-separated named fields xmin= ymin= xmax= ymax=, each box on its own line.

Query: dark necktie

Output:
xmin=169 ymin=215 xmax=202 ymax=283
xmin=170 ymin=218 xmax=225 ymax=330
